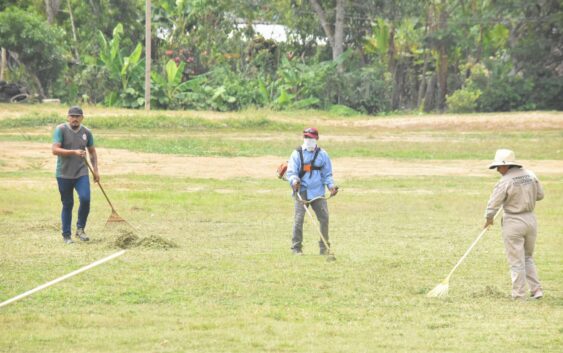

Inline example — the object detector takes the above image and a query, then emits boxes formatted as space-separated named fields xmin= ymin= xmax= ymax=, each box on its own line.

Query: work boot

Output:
xmin=531 ymin=289 xmax=544 ymax=300
xmin=75 ymin=228 xmax=90 ymax=241
xmin=292 ymin=248 xmax=303 ymax=256
xmin=63 ymin=236 xmax=73 ymax=244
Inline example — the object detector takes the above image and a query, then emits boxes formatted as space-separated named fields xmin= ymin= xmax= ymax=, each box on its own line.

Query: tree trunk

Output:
xmin=423 ymin=73 xmax=437 ymax=112
xmin=333 ymin=0 xmax=345 ymax=69
xmin=309 ymin=0 xmax=346 ymax=66
xmin=0 ymin=48 xmax=6 ymax=81
xmin=145 ymin=0 xmax=151 ymax=111
xmin=45 ymin=0 xmax=62 ymax=24
xmin=476 ymin=24 xmax=483 ymax=63
xmin=437 ymin=45 xmax=448 ymax=111
xmin=309 ymin=0 xmax=334 ymax=49
xmin=417 ymin=51 xmax=429 ymax=108
xmin=67 ymin=0 xmax=80 ymax=62
xmin=32 ymin=74 xmax=47 ymax=99
xmin=418 ymin=8 xmax=431 ymax=108
xmin=388 ymin=25 xmax=396 ymax=74
xmin=391 ymin=62 xmax=403 ymax=110
xmin=436 ymin=3 xmax=449 ymax=111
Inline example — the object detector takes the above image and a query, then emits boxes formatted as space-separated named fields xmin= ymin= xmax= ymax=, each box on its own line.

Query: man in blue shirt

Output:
xmin=52 ymin=106 xmax=100 ymax=244
xmin=286 ymin=127 xmax=338 ymax=255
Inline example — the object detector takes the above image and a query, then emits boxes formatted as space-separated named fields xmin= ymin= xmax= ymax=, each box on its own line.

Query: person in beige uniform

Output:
xmin=484 ymin=149 xmax=544 ymax=300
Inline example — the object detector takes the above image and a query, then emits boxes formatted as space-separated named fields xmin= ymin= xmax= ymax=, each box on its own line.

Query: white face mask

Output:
xmin=303 ymin=138 xmax=317 ymax=151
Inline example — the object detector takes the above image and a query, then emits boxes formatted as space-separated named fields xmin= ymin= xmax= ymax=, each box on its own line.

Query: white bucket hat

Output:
xmin=488 ymin=149 xmax=522 ymax=169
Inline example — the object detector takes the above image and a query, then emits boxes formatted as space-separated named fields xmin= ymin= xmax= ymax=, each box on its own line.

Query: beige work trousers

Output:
xmin=502 ymin=212 xmax=542 ymax=298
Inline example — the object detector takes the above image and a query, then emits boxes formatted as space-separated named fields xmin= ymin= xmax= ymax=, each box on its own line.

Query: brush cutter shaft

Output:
xmin=444 ymin=207 xmax=503 ymax=281
xmin=296 ymin=192 xmax=332 ymax=253
xmin=296 ymin=194 xmax=335 ymax=205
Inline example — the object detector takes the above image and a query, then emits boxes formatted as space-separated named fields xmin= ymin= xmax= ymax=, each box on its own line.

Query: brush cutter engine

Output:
xmin=276 ymin=161 xmax=288 ymax=180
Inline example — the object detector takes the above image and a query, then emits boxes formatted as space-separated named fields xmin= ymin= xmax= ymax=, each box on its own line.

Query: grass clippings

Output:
xmin=136 ymin=235 xmax=178 ymax=249
xmin=113 ymin=230 xmax=139 ymax=249
xmin=471 ymin=285 xmax=507 ymax=299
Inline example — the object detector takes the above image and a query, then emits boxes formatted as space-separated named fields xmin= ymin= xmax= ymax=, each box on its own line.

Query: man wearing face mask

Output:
xmin=286 ymin=127 xmax=338 ymax=255
xmin=52 ymin=106 xmax=100 ymax=244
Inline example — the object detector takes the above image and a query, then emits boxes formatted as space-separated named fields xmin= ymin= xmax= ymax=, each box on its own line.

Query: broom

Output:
xmin=427 ymin=207 xmax=503 ymax=298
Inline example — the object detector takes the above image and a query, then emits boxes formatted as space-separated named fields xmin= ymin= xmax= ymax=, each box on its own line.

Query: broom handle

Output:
xmin=82 ymin=155 xmax=117 ymax=212
xmin=445 ymin=207 xmax=503 ymax=281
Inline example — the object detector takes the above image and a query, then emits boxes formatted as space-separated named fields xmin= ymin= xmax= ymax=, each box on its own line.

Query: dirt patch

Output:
xmin=1 ymin=141 xmax=562 ymax=178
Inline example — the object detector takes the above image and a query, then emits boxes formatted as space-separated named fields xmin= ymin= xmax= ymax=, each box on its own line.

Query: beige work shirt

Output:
xmin=485 ymin=167 xmax=544 ymax=219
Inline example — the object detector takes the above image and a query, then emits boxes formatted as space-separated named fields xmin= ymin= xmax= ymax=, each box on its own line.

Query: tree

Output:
xmin=309 ymin=0 xmax=346 ymax=69
xmin=0 ymin=8 xmax=66 ymax=98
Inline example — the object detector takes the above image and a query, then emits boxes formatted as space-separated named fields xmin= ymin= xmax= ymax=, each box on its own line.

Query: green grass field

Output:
xmin=0 ymin=105 xmax=561 ymax=352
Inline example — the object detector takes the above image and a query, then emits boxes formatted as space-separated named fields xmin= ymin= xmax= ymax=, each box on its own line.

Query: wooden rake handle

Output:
xmin=82 ymin=155 xmax=117 ymax=212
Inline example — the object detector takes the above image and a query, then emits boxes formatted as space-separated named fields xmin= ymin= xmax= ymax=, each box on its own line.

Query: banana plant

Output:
xmin=151 ymin=59 xmax=187 ymax=108
xmin=364 ymin=18 xmax=390 ymax=60
xmin=98 ymin=23 xmax=144 ymax=106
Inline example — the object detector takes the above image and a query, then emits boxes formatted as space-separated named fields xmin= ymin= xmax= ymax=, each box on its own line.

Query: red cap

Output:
xmin=303 ymin=127 xmax=319 ymax=139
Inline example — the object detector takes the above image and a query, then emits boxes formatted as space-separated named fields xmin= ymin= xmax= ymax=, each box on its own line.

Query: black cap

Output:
xmin=68 ymin=106 xmax=83 ymax=116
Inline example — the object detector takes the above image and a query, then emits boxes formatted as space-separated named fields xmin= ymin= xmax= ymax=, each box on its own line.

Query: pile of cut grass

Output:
xmin=112 ymin=229 xmax=177 ymax=250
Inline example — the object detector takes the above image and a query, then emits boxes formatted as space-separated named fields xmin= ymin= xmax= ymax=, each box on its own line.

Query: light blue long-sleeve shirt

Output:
xmin=286 ymin=146 xmax=336 ymax=200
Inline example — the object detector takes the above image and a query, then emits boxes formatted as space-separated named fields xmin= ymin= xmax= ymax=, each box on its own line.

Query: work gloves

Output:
xmin=291 ymin=179 xmax=301 ymax=192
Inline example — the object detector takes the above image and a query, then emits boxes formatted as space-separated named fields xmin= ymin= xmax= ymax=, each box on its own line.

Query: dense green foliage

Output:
xmin=0 ymin=7 xmax=66 ymax=95
xmin=0 ymin=0 xmax=560 ymax=112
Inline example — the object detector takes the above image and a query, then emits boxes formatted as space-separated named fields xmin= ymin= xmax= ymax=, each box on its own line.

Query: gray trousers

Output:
xmin=502 ymin=212 xmax=542 ymax=298
xmin=292 ymin=191 xmax=329 ymax=251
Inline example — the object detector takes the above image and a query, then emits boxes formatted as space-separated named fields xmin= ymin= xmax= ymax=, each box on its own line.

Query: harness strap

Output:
xmin=297 ymin=146 xmax=321 ymax=179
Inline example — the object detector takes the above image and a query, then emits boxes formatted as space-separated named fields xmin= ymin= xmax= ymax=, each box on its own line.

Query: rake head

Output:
xmin=427 ymin=281 xmax=449 ymax=298
xmin=105 ymin=210 xmax=127 ymax=225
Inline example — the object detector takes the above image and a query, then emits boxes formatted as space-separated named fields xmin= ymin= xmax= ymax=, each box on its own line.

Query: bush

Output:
xmin=477 ymin=76 xmax=533 ymax=112
xmin=446 ymin=88 xmax=481 ymax=113
xmin=328 ymin=104 xmax=360 ymax=117
xmin=467 ymin=57 xmax=534 ymax=112
xmin=328 ymin=65 xmax=391 ymax=114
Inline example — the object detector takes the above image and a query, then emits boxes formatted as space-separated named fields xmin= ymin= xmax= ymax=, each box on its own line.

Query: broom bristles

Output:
xmin=427 ymin=281 xmax=449 ymax=298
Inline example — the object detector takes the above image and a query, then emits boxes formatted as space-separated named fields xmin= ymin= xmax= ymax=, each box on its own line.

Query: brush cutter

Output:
xmin=427 ymin=207 xmax=503 ymax=298
xmin=296 ymin=191 xmax=337 ymax=262
xmin=83 ymin=155 xmax=129 ymax=226
xmin=296 ymin=193 xmax=336 ymax=205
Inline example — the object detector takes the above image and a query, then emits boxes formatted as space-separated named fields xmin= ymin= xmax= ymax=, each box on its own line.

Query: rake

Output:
xmin=83 ymin=156 xmax=129 ymax=226
xmin=427 ymin=207 xmax=503 ymax=298
xmin=296 ymin=192 xmax=337 ymax=262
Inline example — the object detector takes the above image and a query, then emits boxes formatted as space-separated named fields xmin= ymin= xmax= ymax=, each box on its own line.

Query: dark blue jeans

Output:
xmin=57 ymin=175 xmax=90 ymax=237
